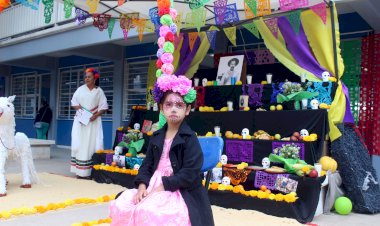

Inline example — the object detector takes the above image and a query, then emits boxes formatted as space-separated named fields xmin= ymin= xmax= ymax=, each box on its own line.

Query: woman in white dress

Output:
xmin=70 ymin=68 xmax=108 ymax=179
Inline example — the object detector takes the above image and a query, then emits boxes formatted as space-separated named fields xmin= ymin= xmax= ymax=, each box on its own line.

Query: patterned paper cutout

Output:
xmin=118 ymin=0 xmax=125 ymax=6
xmin=280 ymin=0 xmax=309 ymax=11
xmin=187 ymin=0 xmax=208 ymax=10
xmin=92 ymin=14 xmax=111 ymax=31
xmin=122 ymin=29 xmax=129 ymax=40
xmin=64 ymin=0 xmax=74 ymax=18
xmin=144 ymin=20 xmax=155 ymax=32
xmin=206 ymin=30 xmax=217 ymax=50
xmin=257 ymin=0 xmax=271 ymax=17
xmin=75 ymin=7 xmax=90 ymax=25
xmin=216 ymin=3 xmax=239 ymax=25
xmin=264 ymin=17 xmax=278 ymax=38
xmin=42 ymin=0 xmax=54 ymax=24
xmin=225 ymin=140 xmax=254 ymax=163
xmin=214 ymin=0 xmax=228 ymax=25
xmin=108 ymin=18 xmax=116 ymax=39
xmin=286 ymin=10 xmax=301 ymax=34
xmin=311 ymin=2 xmax=327 ymax=24
xmin=245 ymin=0 xmax=257 ymax=16
xmin=16 ymin=0 xmax=40 ymax=10
xmin=188 ymin=32 xmax=199 ymax=51
xmin=254 ymin=49 xmax=275 ymax=65
xmin=243 ymin=22 xmax=260 ymax=39
xmin=86 ymin=0 xmax=100 ymax=14
xmin=223 ymin=26 xmax=236 ymax=46
xmin=185 ymin=8 xmax=206 ymax=31
xmin=149 ymin=7 xmax=161 ymax=26
xmin=244 ymin=2 xmax=255 ymax=19
xmin=137 ymin=19 xmax=147 ymax=42
xmin=120 ymin=14 xmax=132 ymax=30
xmin=173 ymin=12 xmax=183 ymax=35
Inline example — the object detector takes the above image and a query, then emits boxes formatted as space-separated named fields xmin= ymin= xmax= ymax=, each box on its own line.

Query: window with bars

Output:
xmin=123 ymin=58 xmax=153 ymax=123
xmin=58 ymin=63 xmax=114 ymax=119
xmin=10 ymin=72 xmax=42 ymax=118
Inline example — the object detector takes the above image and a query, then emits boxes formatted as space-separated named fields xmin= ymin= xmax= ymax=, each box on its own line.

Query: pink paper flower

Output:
xmin=169 ymin=8 xmax=178 ymax=20
xmin=161 ymin=63 xmax=174 ymax=75
xmin=157 ymin=74 xmax=177 ymax=92
xmin=159 ymin=25 xmax=171 ymax=37
xmin=158 ymin=37 xmax=165 ymax=48
xmin=172 ymin=75 xmax=192 ymax=96
xmin=161 ymin=53 xmax=174 ymax=64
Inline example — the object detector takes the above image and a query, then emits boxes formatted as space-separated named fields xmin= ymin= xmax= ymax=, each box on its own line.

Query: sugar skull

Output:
xmin=222 ymin=176 xmax=231 ymax=186
xmin=133 ymin=164 xmax=140 ymax=170
xmin=202 ymin=78 xmax=208 ymax=87
xmin=220 ymin=154 xmax=228 ymax=165
xmin=241 ymin=128 xmax=250 ymax=139
xmin=321 ymin=71 xmax=330 ymax=82
xmin=310 ymin=99 xmax=319 ymax=110
xmin=300 ymin=129 xmax=309 ymax=138
xmin=114 ymin=146 xmax=123 ymax=155
xmin=262 ymin=157 xmax=270 ymax=169
xmin=134 ymin=123 xmax=141 ymax=131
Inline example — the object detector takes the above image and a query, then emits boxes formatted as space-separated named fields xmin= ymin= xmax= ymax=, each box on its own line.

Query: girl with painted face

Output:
xmin=109 ymin=75 xmax=214 ymax=226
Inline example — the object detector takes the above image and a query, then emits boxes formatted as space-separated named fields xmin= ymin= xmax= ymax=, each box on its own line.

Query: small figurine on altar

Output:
xmin=241 ymin=128 xmax=250 ymax=139
xmin=310 ymin=99 xmax=319 ymax=110
xmin=321 ymin=71 xmax=331 ymax=82
xmin=133 ymin=123 xmax=141 ymax=131
xmin=220 ymin=154 xmax=228 ymax=165
xmin=300 ymin=129 xmax=309 ymax=138
xmin=222 ymin=176 xmax=231 ymax=186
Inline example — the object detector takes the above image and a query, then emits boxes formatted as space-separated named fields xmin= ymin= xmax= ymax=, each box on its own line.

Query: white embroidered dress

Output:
xmin=70 ymin=85 xmax=108 ymax=177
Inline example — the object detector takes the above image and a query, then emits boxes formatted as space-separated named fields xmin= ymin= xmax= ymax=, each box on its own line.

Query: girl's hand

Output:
xmin=134 ymin=184 xmax=147 ymax=204
xmin=90 ymin=113 xmax=98 ymax=122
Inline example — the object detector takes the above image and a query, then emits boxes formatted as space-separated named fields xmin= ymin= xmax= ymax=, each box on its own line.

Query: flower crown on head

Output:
xmin=153 ymin=75 xmax=196 ymax=104
xmin=85 ymin=68 xmax=100 ymax=79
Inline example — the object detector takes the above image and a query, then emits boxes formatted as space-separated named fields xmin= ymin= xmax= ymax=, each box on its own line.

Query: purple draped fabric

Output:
xmin=175 ymin=34 xmax=201 ymax=75
xmin=277 ymin=16 xmax=354 ymax=123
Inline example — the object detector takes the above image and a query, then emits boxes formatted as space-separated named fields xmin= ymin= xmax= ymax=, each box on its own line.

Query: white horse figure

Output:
xmin=0 ymin=95 xmax=38 ymax=196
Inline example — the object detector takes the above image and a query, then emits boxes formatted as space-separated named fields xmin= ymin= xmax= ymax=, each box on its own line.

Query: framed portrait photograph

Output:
xmin=216 ymin=55 xmax=245 ymax=85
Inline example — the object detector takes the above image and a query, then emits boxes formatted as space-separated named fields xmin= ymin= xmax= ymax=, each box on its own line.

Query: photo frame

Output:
xmin=216 ymin=55 xmax=246 ymax=85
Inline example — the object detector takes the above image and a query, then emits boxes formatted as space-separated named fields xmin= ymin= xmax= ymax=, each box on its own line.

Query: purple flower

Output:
xmin=153 ymin=83 xmax=164 ymax=103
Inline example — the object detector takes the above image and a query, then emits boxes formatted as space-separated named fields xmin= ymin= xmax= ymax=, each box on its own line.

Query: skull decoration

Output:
xmin=300 ymin=129 xmax=309 ymax=138
xmin=262 ymin=157 xmax=270 ymax=169
xmin=133 ymin=164 xmax=140 ymax=170
xmin=310 ymin=99 xmax=319 ymax=110
xmin=241 ymin=128 xmax=250 ymax=139
xmin=222 ymin=176 xmax=231 ymax=186
xmin=114 ymin=146 xmax=123 ymax=155
xmin=202 ymin=78 xmax=208 ymax=87
xmin=321 ymin=71 xmax=330 ymax=82
xmin=220 ymin=154 xmax=228 ymax=165
xmin=134 ymin=123 xmax=141 ymax=131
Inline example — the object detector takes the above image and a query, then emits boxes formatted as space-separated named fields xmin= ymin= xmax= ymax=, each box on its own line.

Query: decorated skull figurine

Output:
xmin=114 ymin=146 xmax=123 ymax=155
xmin=220 ymin=154 xmax=228 ymax=165
xmin=133 ymin=164 xmax=140 ymax=170
xmin=134 ymin=123 xmax=141 ymax=131
xmin=222 ymin=176 xmax=231 ymax=186
xmin=310 ymin=99 xmax=319 ymax=110
xmin=300 ymin=129 xmax=309 ymax=138
xmin=321 ymin=71 xmax=330 ymax=82
xmin=241 ymin=128 xmax=250 ymax=139
xmin=202 ymin=78 xmax=208 ymax=87
xmin=262 ymin=157 xmax=270 ymax=169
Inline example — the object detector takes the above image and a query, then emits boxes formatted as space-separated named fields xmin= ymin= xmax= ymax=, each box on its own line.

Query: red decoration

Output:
xmin=165 ymin=32 xmax=175 ymax=42
xmin=157 ymin=0 xmax=171 ymax=9
xmin=156 ymin=59 xmax=163 ymax=68
xmin=359 ymin=34 xmax=380 ymax=156
xmin=158 ymin=7 xmax=170 ymax=17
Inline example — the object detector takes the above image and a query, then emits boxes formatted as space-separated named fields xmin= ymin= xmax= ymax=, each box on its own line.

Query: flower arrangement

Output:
xmin=0 ymin=195 xmax=115 ymax=220
xmin=282 ymin=81 xmax=304 ymax=95
xmin=93 ymin=164 xmax=139 ymax=176
xmin=203 ymin=181 xmax=298 ymax=203
xmin=277 ymin=81 xmax=318 ymax=110
xmin=273 ymin=143 xmax=301 ymax=159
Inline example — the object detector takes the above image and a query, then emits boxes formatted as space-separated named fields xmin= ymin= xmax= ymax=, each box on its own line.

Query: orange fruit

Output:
xmin=232 ymin=134 xmax=240 ymax=139
xmin=265 ymin=189 xmax=271 ymax=194
xmin=225 ymin=131 xmax=233 ymax=138
xmin=260 ymin=185 xmax=267 ymax=191
xmin=111 ymin=162 xmax=117 ymax=167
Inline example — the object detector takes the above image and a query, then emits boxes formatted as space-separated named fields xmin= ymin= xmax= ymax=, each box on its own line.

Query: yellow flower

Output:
xmin=284 ymin=194 xmax=297 ymax=203
xmin=249 ymin=190 xmax=258 ymax=197
xmin=210 ymin=182 xmax=219 ymax=190
xmin=10 ymin=208 xmax=21 ymax=215
xmin=226 ymin=185 xmax=234 ymax=191
xmin=217 ymin=184 xmax=227 ymax=191
xmin=301 ymin=165 xmax=310 ymax=173
xmin=0 ymin=211 xmax=12 ymax=219
xmin=261 ymin=81 xmax=268 ymax=85
xmin=275 ymin=193 xmax=284 ymax=202
xmin=268 ymin=194 xmax=276 ymax=200
xmin=257 ymin=191 xmax=267 ymax=199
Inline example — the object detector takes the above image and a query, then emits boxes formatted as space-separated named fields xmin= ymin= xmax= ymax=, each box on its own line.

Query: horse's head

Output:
xmin=0 ymin=96 xmax=16 ymax=124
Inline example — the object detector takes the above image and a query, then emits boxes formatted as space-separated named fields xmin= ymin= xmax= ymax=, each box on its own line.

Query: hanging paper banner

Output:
xmin=254 ymin=49 xmax=276 ymax=65
xmin=75 ymin=7 xmax=90 ymax=25
xmin=118 ymin=0 xmax=125 ymax=6
xmin=243 ymin=22 xmax=260 ymax=39
xmin=149 ymin=7 xmax=161 ymax=26
xmin=223 ymin=26 xmax=236 ymax=46
xmin=42 ymin=0 xmax=54 ymax=24
xmin=206 ymin=30 xmax=217 ymax=50
xmin=145 ymin=20 xmax=156 ymax=32
xmin=214 ymin=0 xmax=228 ymax=25
xmin=216 ymin=3 xmax=239 ymax=25
xmin=257 ymin=0 xmax=271 ymax=17
xmin=120 ymin=14 xmax=132 ymax=30
xmin=188 ymin=32 xmax=199 ymax=51
xmin=244 ymin=2 xmax=255 ymax=19
xmin=244 ymin=0 xmax=257 ymax=16
xmin=280 ymin=0 xmax=309 ymax=11
xmin=15 ymin=0 xmax=40 ymax=10
xmin=122 ymin=29 xmax=129 ymax=40
xmin=310 ymin=2 xmax=327 ymax=24
xmin=86 ymin=0 xmax=100 ymax=14
xmin=92 ymin=14 xmax=111 ymax=31
xmin=188 ymin=0 xmax=207 ymax=10
xmin=193 ymin=8 xmax=207 ymax=31
xmin=286 ymin=10 xmax=301 ymax=34
xmin=63 ymin=0 xmax=74 ymax=19
xmin=108 ymin=18 xmax=116 ymax=39
xmin=264 ymin=17 xmax=278 ymax=38
xmin=173 ymin=12 xmax=183 ymax=35
xmin=209 ymin=25 xmax=220 ymax=31
xmin=137 ymin=19 xmax=147 ymax=42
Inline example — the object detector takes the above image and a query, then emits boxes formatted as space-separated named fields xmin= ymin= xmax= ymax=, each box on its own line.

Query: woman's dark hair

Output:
xmin=95 ymin=78 xmax=99 ymax=87
xmin=228 ymin=58 xmax=239 ymax=67
xmin=160 ymin=91 xmax=195 ymax=109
